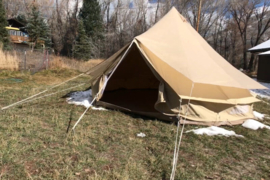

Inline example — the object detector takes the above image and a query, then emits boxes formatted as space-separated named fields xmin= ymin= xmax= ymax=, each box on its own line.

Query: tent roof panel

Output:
xmin=136 ymin=7 xmax=265 ymax=89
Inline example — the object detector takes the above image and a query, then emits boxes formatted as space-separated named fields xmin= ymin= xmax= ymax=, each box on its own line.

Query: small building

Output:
xmin=249 ymin=39 xmax=270 ymax=82
xmin=257 ymin=50 xmax=270 ymax=82
xmin=6 ymin=18 xmax=30 ymax=51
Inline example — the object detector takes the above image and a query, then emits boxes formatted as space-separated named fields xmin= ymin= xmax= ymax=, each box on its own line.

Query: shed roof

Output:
xmin=249 ymin=39 xmax=270 ymax=52
xmin=259 ymin=50 xmax=270 ymax=56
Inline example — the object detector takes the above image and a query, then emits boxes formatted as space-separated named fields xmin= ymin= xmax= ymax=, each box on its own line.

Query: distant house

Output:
xmin=5 ymin=18 xmax=46 ymax=51
xmin=249 ymin=40 xmax=270 ymax=82
xmin=6 ymin=18 xmax=30 ymax=51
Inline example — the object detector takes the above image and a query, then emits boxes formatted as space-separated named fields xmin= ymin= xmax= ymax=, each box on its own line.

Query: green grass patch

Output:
xmin=0 ymin=70 xmax=270 ymax=179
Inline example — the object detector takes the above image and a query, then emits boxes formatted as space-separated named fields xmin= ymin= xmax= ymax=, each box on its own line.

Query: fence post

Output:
xmin=24 ymin=50 xmax=27 ymax=71
xmin=46 ymin=50 xmax=49 ymax=70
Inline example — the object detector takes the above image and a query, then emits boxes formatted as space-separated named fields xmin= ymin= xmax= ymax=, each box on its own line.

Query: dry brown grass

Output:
xmin=0 ymin=47 xmax=103 ymax=72
xmin=50 ymin=56 xmax=104 ymax=72
xmin=9 ymin=50 xmax=104 ymax=72
xmin=0 ymin=49 xmax=19 ymax=71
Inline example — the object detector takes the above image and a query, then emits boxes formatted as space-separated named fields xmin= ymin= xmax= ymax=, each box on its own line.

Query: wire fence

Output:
xmin=16 ymin=48 xmax=53 ymax=73
xmin=7 ymin=45 xmax=104 ymax=73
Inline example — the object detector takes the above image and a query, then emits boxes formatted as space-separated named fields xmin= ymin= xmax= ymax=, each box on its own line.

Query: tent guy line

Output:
xmin=171 ymin=99 xmax=183 ymax=180
xmin=170 ymin=83 xmax=195 ymax=180
xmin=22 ymin=83 xmax=86 ymax=104
xmin=1 ymin=73 xmax=85 ymax=111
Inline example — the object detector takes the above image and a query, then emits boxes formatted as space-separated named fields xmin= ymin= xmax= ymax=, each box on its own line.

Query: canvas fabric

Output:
xmin=86 ymin=8 xmax=266 ymax=125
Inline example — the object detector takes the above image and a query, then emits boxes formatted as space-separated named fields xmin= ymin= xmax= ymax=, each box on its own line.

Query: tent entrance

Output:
xmin=100 ymin=44 xmax=160 ymax=113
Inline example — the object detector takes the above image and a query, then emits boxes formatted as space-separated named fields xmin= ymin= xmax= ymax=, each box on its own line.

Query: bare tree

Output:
xmin=229 ymin=0 xmax=259 ymax=70
xmin=181 ymin=0 xmax=228 ymax=38
xmin=248 ymin=0 xmax=270 ymax=70
xmin=3 ymin=0 xmax=54 ymax=18
xmin=50 ymin=0 xmax=65 ymax=55
xmin=154 ymin=0 xmax=160 ymax=23
xmin=61 ymin=0 xmax=79 ymax=57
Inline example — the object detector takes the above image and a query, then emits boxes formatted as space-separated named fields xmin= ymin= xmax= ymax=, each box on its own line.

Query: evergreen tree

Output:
xmin=73 ymin=21 xmax=92 ymax=60
xmin=79 ymin=0 xmax=104 ymax=41
xmin=26 ymin=5 xmax=51 ymax=50
xmin=16 ymin=14 xmax=27 ymax=25
xmin=0 ymin=0 xmax=10 ymax=50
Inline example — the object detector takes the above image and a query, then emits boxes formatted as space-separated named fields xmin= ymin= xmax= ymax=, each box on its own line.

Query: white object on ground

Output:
xmin=67 ymin=99 xmax=91 ymax=108
xmin=250 ymin=78 xmax=270 ymax=99
xmin=91 ymin=106 xmax=107 ymax=111
xmin=137 ymin=132 xmax=146 ymax=137
xmin=67 ymin=99 xmax=107 ymax=111
xmin=242 ymin=119 xmax=270 ymax=130
xmin=186 ymin=126 xmax=244 ymax=138
xmin=253 ymin=111 xmax=265 ymax=120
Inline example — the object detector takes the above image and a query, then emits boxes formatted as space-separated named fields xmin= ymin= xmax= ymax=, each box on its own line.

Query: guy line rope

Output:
xmin=170 ymin=83 xmax=195 ymax=180
xmin=22 ymin=83 xmax=86 ymax=104
xmin=1 ymin=73 xmax=85 ymax=110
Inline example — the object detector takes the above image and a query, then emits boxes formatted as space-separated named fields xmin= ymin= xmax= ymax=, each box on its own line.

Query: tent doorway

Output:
xmin=100 ymin=44 xmax=161 ymax=113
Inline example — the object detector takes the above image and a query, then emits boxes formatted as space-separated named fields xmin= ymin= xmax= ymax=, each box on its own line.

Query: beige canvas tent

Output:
xmin=86 ymin=7 xmax=266 ymax=126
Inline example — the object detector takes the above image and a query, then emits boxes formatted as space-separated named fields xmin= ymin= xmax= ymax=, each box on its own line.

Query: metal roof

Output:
xmin=249 ymin=39 xmax=270 ymax=52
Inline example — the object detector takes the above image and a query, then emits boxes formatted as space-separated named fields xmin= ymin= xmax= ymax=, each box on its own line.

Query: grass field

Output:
xmin=0 ymin=69 xmax=270 ymax=180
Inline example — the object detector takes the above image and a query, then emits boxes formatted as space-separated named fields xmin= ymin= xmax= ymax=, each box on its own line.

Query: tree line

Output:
xmin=0 ymin=0 xmax=270 ymax=71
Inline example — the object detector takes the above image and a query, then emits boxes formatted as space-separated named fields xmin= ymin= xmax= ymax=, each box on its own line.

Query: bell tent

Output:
xmin=86 ymin=7 xmax=266 ymax=126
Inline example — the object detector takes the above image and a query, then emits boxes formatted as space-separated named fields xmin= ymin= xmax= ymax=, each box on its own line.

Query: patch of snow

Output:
xmin=242 ymin=119 xmax=270 ymax=130
xmin=186 ymin=126 xmax=244 ymax=138
xmin=67 ymin=99 xmax=107 ymax=111
xmin=251 ymin=79 xmax=270 ymax=99
xmin=65 ymin=89 xmax=107 ymax=110
xmin=91 ymin=106 xmax=107 ymax=111
xmin=67 ymin=99 xmax=91 ymax=108
xmin=137 ymin=132 xmax=146 ymax=137
xmin=65 ymin=89 xmax=93 ymax=108
xmin=253 ymin=111 xmax=265 ymax=120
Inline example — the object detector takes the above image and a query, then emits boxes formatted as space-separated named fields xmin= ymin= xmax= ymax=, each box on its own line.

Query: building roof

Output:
xmin=7 ymin=18 xmax=26 ymax=28
xmin=249 ymin=39 xmax=270 ymax=53
xmin=259 ymin=50 xmax=270 ymax=56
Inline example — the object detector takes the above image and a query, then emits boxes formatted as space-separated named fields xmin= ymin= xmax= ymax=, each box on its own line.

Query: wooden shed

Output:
xmin=249 ymin=40 xmax=270 ymax=82
xmin=257 ymin=51 xmax=270 ymax=82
